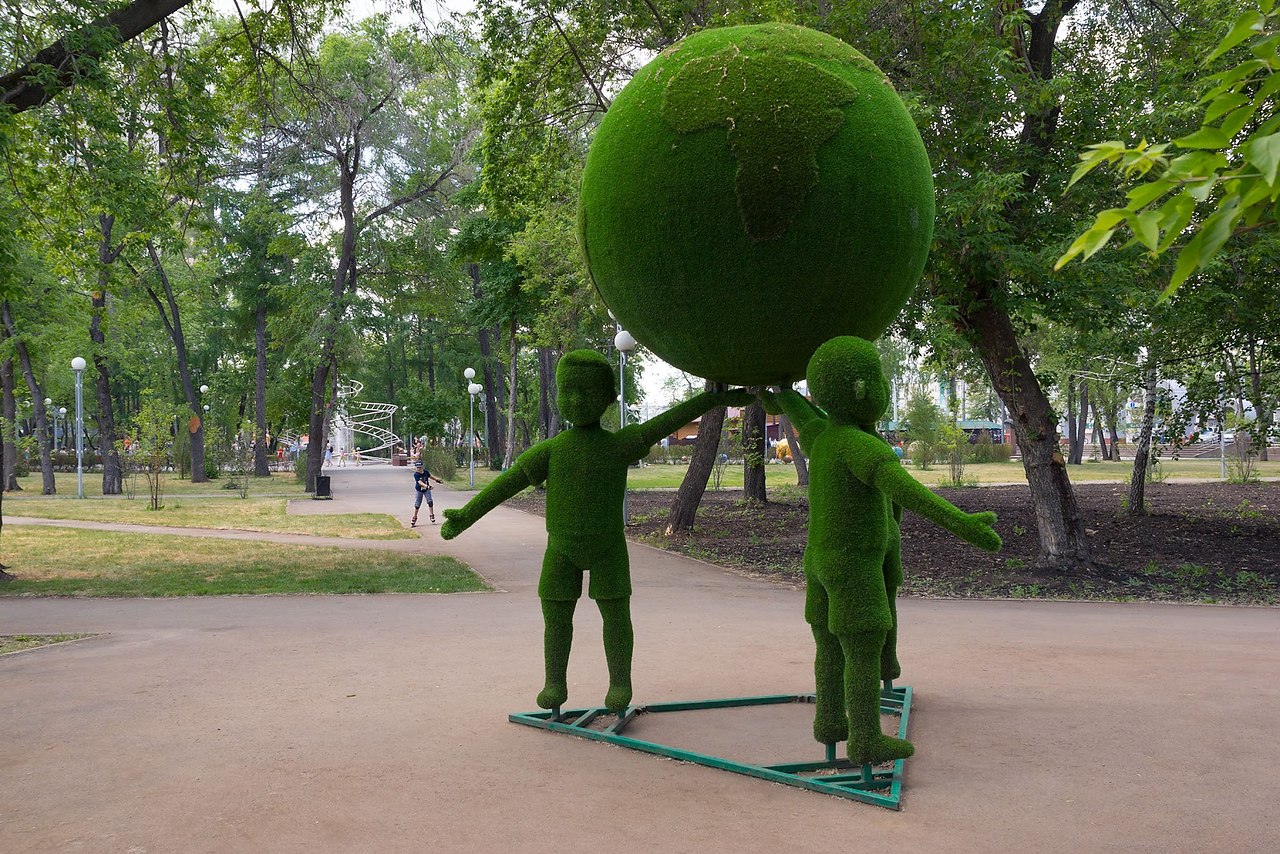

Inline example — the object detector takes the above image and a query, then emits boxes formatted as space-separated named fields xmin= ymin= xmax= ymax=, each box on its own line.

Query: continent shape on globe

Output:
xmin=579 ymin=23 xmax=935 ymax=386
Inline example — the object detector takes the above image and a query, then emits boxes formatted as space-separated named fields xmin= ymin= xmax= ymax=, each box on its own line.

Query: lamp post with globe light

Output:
xmin=58 ymin=407 xmax=67 ymax=451
xmin=614 ymin=328 xmax=637 ymax=522
xmin=465 ymin=367 xmax=480 ymax=487
xmin=71 ymin=357 xmax=86 ymax=497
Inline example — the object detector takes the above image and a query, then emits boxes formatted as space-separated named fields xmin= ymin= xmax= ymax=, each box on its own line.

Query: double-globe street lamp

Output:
xmin=71 ymin=356 xmax=86 ymax=498
xmin=464 ymin=367 xmax=482 ymax=488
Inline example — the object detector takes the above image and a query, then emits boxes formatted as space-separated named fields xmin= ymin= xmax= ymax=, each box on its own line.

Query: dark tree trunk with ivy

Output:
xmin=742 ymin=399 xmax=766 ymax=503
xmin=2 ymin=302 xmax=54 ymax=495
xmin=666 ymin=388 xmax=727 ymax=534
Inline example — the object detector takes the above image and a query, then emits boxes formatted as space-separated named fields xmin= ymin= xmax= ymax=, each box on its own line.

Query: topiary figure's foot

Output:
xmin=604 ymin=684 xmax=632 ymax=713
xmin=537 ymin=684 xmax=568 ymax=710
xmin=848 ymin=733 xmax=914 ymax=765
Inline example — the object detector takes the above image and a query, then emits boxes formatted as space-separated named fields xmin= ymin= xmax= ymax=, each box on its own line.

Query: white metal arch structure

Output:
xmin=332 ymin=380 xmax=399 ymax=462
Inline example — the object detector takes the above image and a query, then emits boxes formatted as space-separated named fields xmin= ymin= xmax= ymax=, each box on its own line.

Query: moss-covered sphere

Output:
xmin=579 ymin=23 xmax=935 ymax=386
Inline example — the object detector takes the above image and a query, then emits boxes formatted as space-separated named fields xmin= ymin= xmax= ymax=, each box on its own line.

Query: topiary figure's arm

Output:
xmin=624 ymin=388 xmax=754 ymax=458
xmin=441 ymin=446 xmax=545 ymax=539
xmin=763 ymin=387 xmax=827 ymax=453
xmin=853 ymin=435 xmax=1001 ymax=552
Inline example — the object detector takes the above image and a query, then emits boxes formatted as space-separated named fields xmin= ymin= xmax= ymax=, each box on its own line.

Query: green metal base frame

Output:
xmin=509 ymin=683 xmax=912 ymax=810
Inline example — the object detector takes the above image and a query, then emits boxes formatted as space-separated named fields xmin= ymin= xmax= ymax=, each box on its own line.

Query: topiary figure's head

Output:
xmin=807 ymin=336 xmax=889 ymax=428
xmin=579 ymin=23 xmax=934 ymax=386
xmin=557 ymin=349 xmax=617 ymax=426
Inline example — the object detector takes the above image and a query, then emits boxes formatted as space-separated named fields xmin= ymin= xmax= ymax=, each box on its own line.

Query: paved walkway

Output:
xmin=2 ymin=466 xmax=1278 ymax=852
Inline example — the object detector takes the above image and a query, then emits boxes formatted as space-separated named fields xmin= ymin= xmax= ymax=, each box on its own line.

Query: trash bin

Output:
xmin=314 ymin=475 xmax=332 ymax=498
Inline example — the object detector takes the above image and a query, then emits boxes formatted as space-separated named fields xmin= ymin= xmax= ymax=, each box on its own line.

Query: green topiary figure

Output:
xmin=764 ymin=337 xmax=1001 ymax=765
xmin=442 ymin=349 xmax=750 ymax=712
xmin=579 ymin=23 xmax=934 ymax=386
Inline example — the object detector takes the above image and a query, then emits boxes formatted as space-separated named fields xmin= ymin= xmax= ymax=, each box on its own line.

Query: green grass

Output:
xmin=4 ymin=496 xmax=413 ymax=540
xmin=0 ymin=633 xmax=89 ymax=654
xmin=12 ymin=470 xmax=306 ymax=497
xmin=0 ymin=526 xmax=487 ymax=597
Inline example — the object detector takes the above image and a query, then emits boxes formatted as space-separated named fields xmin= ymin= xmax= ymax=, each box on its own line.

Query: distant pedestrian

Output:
xmin=324 ymin=444 xmax=333 ymax=468
xmin=410 ymin=458 xmax=444 ymax=527
xmin=354 ymin=447 xmax=362 ymax=466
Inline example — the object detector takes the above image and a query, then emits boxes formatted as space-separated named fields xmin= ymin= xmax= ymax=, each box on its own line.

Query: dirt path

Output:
xmin=2 ymin=465 xmax=1278 ymax=852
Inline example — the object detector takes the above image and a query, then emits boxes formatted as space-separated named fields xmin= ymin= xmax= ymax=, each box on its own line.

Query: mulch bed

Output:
xmin=508 ymin=480 xmax=1280 ymax=605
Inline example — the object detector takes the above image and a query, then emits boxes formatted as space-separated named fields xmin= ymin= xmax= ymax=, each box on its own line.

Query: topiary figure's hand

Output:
xmin=959 ymin=510 xmax=1001 ymax=552
xmin=759 ymin=388 xmax=783 ymax=416
xmin=440 ymin=508 xmax=468 ymax=540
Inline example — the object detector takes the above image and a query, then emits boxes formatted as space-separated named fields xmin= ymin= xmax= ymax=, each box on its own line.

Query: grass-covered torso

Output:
xmin=767 ymin=337 xmax=1001 ymax=764
xmin=579 ymin=23 xmax=935 ymax=385
xmin=442 ymin=350 xmax=750 ymax=711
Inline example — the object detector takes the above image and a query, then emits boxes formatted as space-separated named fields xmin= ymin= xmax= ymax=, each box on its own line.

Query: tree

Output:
xmin=1058 ymin=1 xmax=1280 ymax=296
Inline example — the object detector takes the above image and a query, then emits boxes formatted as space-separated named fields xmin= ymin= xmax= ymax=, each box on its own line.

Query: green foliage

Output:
xmin=579 ymin=23 xmax=934 ymax=385
xmin=420 ymin=446 xmax=456 ymax=482
xmin=1058 ymin=1 xmax=1280 ymax=296
xmin=901 ymin=394 xmax=944 ymax=471
xmin=122 ymin=394 xmax=180 ymax=510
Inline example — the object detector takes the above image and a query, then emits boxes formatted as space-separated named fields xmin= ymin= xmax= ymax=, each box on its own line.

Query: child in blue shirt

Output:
xmin=411 ymin=459 xmax=444 ymax=527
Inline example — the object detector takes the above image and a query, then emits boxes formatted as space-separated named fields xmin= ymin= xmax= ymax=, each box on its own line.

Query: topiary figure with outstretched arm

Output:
xmin=763 ymin=336 xmax=1001 ymax=765
xmin=442 ymin=349 xmax=751 ymax=713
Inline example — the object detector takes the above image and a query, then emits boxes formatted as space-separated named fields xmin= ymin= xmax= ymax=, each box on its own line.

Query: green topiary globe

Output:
xmin=579 ymin=23 xmax=935 ymax=386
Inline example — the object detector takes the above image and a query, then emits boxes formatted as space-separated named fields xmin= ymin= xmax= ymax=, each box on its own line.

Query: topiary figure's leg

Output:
xmin=811 ymin=623 xmax=847 ymax=744
xmin=881 ymin=534 xmax=903 ymax=682
xmin=537 ymin=598 xmax=577 ymax=709
xmin=840 ymin=630 xmax=914 ymax=765
xmin=596 ymin=597 xmax=634 ymax=712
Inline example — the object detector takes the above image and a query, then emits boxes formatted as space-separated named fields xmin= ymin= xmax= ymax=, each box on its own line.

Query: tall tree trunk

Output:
xmin=1066 ymin=374 xmax=1078 ymax=463
xmin=1073 ymin=378 xmax=1089 ymax=464
xmin=781 ymin=414 xmax=808 ymax=487
xmin=537 ymin=346 xmax=555 ymax=440
xmin=308 ymin=158 xmax=357 ymax=492
xmin=3 ymin=303 xmax=54 ymax=494
xmin=1249 ymin=340 xmax=1270 ymax=462
xmin=1 ymin=353 xmax=21 ymax=491
xmin=93 ymin=217 xmax=123 ymax=494
xmin=503 ymin=319 xmax=518 ymax=469
xmin=143 ymin=241 xmax=206 ymax=482
xmin=956 ymin=296 xmax=1091 ymax=569
xmin=1090 ymin=395 xmax=1108 ymax=460
xmin=1127 ymin=358 xmax=1158 ymax=517
xmin=742 ymin=399 xmax=766 ymax=503
xmin=253 ymin=303 xmax=270 ymax=476
xmin=490 ymin=323 xmax=507 ymax=465
xmin=666 ymin=389 xmax=727 ymax=533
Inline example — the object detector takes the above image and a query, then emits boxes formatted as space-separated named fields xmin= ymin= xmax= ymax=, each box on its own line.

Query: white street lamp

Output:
xmin=70 ymin=357 xmax=86 ymax=498
xmin=58 ymin=407 xmax=67 ymax=451
xmin=200 ymin=384 xmax=209 ymax=394
xmin=467 ymin=377 xmax=482 ymax=488
xmin=614 ymin=329 xmax=638 ymax=523
xmin=203 ymin=404 xmax=210 ymax=412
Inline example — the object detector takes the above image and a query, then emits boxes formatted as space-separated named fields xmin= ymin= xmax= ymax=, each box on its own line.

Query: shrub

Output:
xmin=420 ymin=446 xmax=456 ymax=481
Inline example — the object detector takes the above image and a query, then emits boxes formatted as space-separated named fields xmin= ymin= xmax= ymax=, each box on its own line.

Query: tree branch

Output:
xmin=1 ymin=0 xmax=195 ymax=114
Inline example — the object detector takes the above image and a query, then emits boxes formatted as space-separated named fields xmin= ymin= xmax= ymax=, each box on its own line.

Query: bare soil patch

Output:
xmin=509 ymin=481 xmax=1279 ymax=605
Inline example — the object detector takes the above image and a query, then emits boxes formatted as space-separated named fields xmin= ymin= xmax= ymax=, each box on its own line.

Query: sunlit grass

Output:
xmin=0 ymin=526 xmax=486 ymax=597
xmin=4 ymin=496 xmax=412 ymax=540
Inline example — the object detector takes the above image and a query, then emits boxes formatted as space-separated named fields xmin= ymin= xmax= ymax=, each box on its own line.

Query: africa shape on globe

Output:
xmin=579 ymin=23 xmax=935 ymax=386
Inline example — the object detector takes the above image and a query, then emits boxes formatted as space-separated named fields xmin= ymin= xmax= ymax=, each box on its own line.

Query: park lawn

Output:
xmin=0 ymin=526 xmax=487 ymax=597
xmin=3 ymin=496 xmax=413 ymax=540
xmin=629 ymin=458 xmax=1280 ymax=489
xmin=12 ymin=470 xmax=306 ymax=498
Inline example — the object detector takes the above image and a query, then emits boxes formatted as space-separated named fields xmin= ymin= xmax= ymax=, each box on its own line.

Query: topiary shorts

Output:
xmin=539 ymin=533 xmax=631 ymax=601
xmin=803 ymin=556 xmax=893 ymax=636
